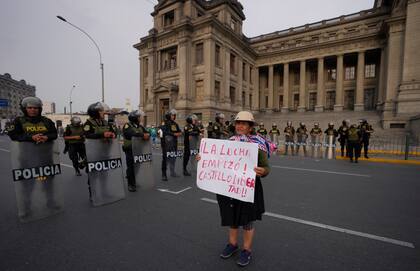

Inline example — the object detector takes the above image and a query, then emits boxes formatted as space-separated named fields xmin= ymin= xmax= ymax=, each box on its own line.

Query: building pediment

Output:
xmin=153 ymin=81 xmax=179 ymax=93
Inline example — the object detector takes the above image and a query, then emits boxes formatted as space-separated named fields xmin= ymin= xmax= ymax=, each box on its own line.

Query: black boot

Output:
xmin=183 ymin=169 xmax=191 ymax=176
xmin=128 ymin=185 xmax=137 ymax=192
xmin=162 ymin=173 xmax=168 ymax=181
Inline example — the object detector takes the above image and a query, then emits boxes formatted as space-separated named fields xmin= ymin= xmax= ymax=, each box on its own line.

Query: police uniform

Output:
xmin=122 ymin=121 xmax=147 ymax=191
xmin=358 ymin=122 xmax=374 ymax=158
xmin=347 ymin=126 xmax=362 ymax=163
xmin=207 ymin=122 xmax=214 ymax=138
xmin=296 ymin=126 xmax=308 ymax=155
xmin=64 ymin=123 xmax=86 ymax=175
xmin=257 ymin=127 xmax=268 ymax=138
xmin=213 ymin=121 xmax=225 ymax=139
xmin=338 ymin=123 xmax=349 ymax=157
xmin=269 ymin=126 xmax=280 ymax=144
xmin=8 ymin=109 xmax=59 ymax=214
xmin=161 ymin=118 xmax=182 ymax=179
xmin=183 ymin=122 xmax=200 ymax=175
xmin=284 ymin=125 xmax=295 ymax=155
xmin=324 ymin=127 xmax=338 ymax=143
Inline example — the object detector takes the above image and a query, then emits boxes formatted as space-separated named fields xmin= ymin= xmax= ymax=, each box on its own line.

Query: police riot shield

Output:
xmin=324 ymin=135 xmax=336 ymax=160
xmin=131 ymin=137 xmax=154 ymax=189
xmin=284 ymin=135 xmax=295 ymax=156
xmin=188 ymin=136 xmax=200 ymax=173
xmin=164 ymin=135 xmax=184 ymax=175
xmin=311 ymin=135 xmax=322 ymax=159
xmin=296 ymin=135 xmax=308 ymax=157
xmin=10 ymin=141 xmax=64 ymax=223
xmin=271 ymin=134 xmax=279 ymax=155
xmin=85 ymin=139 xmax=125 ymax=207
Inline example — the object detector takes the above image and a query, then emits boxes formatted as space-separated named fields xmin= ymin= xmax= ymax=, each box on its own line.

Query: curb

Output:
xmin=335 ymin=156 xmax=420 ymax=166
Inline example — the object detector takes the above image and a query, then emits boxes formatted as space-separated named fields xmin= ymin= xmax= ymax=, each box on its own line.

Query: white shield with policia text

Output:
xmin=132 ymin=137 xmax=154 ymax=189
xmin=85 ymin=139 xmax=125 ymax=206
xmin=188 ymin=136 xmax=200 ymax=173
xmin=10 ymin=141 xmax=64 ymax=223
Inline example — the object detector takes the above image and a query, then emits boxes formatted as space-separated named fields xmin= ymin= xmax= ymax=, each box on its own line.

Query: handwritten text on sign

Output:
xmin=196 ymin=138 xmax=258 ymax=203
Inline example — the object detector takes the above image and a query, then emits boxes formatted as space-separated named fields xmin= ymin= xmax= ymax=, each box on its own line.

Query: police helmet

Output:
xmin=259 ymin=122 xmax=264 ymax=127
xmin=287 ymin=121 xmax=292 ymax=126
xmin=20 ymin=96 xmax=43 ymax=116
xmin=215 ymin=113 xmax=225 ymax=122
xmin=186 ymin=114 xmax=198 ymax=124
xmin=272 ymin=123 xmax=277 ymax=127
xmin=70 ymin=116 xmax=82 ymax=126
xmin=300 ymin=122 xmax=305 ymax=127
xmin=328 ymin=122 xmax=334 ymax=127
xmin=87 ymin=102 xmax=109 ymax=118
xmin=314 ymin=122 xmax=319 ymax=127
xmin=128 ymin=110 xmax=145 ymax=123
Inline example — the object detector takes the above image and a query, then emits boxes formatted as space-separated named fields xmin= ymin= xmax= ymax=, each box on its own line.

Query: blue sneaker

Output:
xmin=220 ymin=243 xmax=239 ymax=259
xmin=237 ymin=249 xmax=252 ymax=267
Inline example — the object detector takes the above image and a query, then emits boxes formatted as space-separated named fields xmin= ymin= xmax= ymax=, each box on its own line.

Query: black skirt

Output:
xmin=216 ymin=177 xmax=265 ymax=227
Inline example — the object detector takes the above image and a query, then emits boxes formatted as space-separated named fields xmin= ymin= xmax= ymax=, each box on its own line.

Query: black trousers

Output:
xmin=183 ymin=145 xmax=190 ymax=171
xmin=124 ymin=149 xmax=136 ymax=187
xmin=347 ymin=141 xmax=361 ymax=160
xmin=361 ymin=139 xmax=369 ymax=157
xmin=339 ymin=138 xmax=348 ymax=156
xmin=68 ymin=143 xmax=86 ymax=172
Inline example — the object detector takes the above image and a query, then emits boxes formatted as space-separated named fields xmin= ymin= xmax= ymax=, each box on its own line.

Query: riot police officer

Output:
xmin=63 ymin=116 xmax=86 ymax=176
xmin=358 ymin=119 xmax=374 ymax=159
xmin=269 ymin=123 xmax=280 ymax=144
xmin=8 ymin=96 xmax=59 ymax=216
xmin=83 ymin=102 xmax=116 ymax=198
xmin=338 ymin=120 xmax=349 ymax=157
xmin=161 ymin=109 xmax=182 ymax=181
xmin=347 ymin=124 xmax=362 ymax=163
xmin=324 ymin=122 xmax=338 ymax=139
xmin=207 ymin=121 xmax=214 ymax=138
xmin=296 ymin=122 xmax=308 ymax=156
xmin=122 ymin=110 xmax=150 ymax=192
xmin=257 ymin=122 xmax=268 ymax=138
xmin=284 ymin=121 xmax=295 ymax=155
xmin=183 ymin=114 xmax=200 ymax=176
xmin=310 ymin=122 xmax=323 ymax=137
xmin=213 ymin=113 xmax=227 ymax=139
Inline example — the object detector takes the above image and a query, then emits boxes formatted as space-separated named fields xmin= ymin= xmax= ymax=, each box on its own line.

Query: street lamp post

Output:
xmin=69 ymin=85 xmax=76 ymax=117
xmin=57 ymin=15 xmax=105 ymax=103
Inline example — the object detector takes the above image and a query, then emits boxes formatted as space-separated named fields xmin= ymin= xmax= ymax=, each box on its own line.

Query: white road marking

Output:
xmin=272 ymin=165 xmax=371 ymax=178
xmin=0 ymin=148 xmax=10 ymax=152
xmin=200 ymin=197 xmax=415 ymax=249
xmin=158 ymin=186 xmax=192 ymax=195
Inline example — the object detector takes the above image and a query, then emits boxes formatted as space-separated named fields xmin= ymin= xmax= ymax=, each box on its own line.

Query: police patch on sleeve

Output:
xmin=84 ymin=125 xmax=90 ymax=131
xmin=124 ymin=124 xmax=129 ymax=129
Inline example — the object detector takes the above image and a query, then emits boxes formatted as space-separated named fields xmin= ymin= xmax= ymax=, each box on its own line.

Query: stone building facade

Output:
xmin=0 ymin=73 xmax=36 ymax=120
xmin=134 ymin=0 xmax=420 ymax=129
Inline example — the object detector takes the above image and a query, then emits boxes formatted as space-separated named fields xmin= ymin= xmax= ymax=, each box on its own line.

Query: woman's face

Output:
xmin=235 ymin=121 xmax=252 ymax=135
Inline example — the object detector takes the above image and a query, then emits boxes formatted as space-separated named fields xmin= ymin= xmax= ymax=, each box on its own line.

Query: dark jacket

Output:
xmin=83 ymin=118 xmax=115 ymax=139
xmin=8 ymin=116 xmax=57 ymax=142
xmin=217 ymin=150 xmax=270 ymax=226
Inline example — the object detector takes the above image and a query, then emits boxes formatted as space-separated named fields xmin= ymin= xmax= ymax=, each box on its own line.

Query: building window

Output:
xmin=163 ymin=10 xmax=175 ymax=27
xmin=345 ymin=67 xmax=355 ymax=80
xmin=250 ymin=68 xmax=253 ymax=84
xmin=243 ymin=63 xmax=247 ymax=81
xmin=230 ymin=19 xmax=237 ymax=31
xmin=195 ymin=43 xmax=204 ymax=65
xmin=364 ymin=88 xmax=376 ymax=110
xmin=265 ymin=96 xmax=269 ymax=108
xmin=279 ymin=95 xmax=283 ymax=108
xmin=160 ymin=47 xmax=177 ymax=71
xmin=294 ymin=72 xmax=300 ymax=85
xmin=145 ymin=89 xmax=149 ymax=103
xmin=230 ymin=54 xmax=236 ymax=75
xmin=215 ymin=81 xmax=221 ymax=102
xmin=242 ymin=91 xmax=246 ymax=108
xmin=365 ymin=64 xmax=376 ymax=78
xmin=310 ymin=70 xmax=317 ymax=84
xmin=292 ymin=94 xmax=299 ymax=110
xmin=215 ymin=45 xmax=221 ymax=67
xmin=279 ymin=73 xmax=283 ymax=87
xmin=230 ymin=87 xmax=236 ymax=104
xmin=309 ymin=92 xmax=317 ymax=111
xmin=344 ymin=89 xmax=355 ymax=110
xmin=249 ymin=94 xmax=252 ymax=108
xmin=144 ymin=58 xmax=148 ymax=77
xmin=326 ymin=91 xmax=336 ymax=110
xmin=327 ymin=68 xmax=336 ymax=81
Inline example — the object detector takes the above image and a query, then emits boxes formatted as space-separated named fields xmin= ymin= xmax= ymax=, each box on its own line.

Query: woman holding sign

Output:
xmin=197 ymin=111 xmax=270 ymax=267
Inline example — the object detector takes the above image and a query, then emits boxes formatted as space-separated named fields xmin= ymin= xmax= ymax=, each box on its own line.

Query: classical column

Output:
xmin=252 ymin=67 xmax=260 ymax=111
xmin=244 ymin=63 xmax=250 ymax=109
xmin=334 ymin=54 xmax=344 ymax=111
xmin=268 ymin=65 xmax=274 ymax=111
xmin=315 ymin=57 xmax=325 ymax=112
xmin=354 ymin=51 xmax=365 ymax=111
xmin=237 ymin=57 xmax=243 ymax=108
xmin=377 ymin=48 xmax=386 ymax=110
xmin=298 ymin=60 xmax=306 ymax=112
xmin=224 ymin=47 xmax=231 ymax=106
xmin=203 ymin=39 xmax=214 ymax=104
xmin=177 ymin=38 xmax=190 ymax=108
xmin=281 ymin=63 xmax=290 ymax=113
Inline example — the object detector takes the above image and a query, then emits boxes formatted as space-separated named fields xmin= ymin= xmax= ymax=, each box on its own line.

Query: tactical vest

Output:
xmin=258 ymin=128 xmax=267 ymax=135
xmin=326 ymin=128 xmax=336 ymax=136
xmin=270 ymin=129 xmax=280 ymax=135
xmin=67 ymin=125 xmax=84 ymax=144
xmin=123 ymin=123 xmax=144 ymax=149
xmin=87 ymin=118 xmax=111 ymax=135
xmin=348 ymin=128 xmax=359 ymax=142
xmin=21 ymin=118 xmax=48 ymax=135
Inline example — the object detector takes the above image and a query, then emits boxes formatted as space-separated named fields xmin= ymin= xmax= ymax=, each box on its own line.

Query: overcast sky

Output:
xmin=0 ymin=0 xmax=374 ymax=113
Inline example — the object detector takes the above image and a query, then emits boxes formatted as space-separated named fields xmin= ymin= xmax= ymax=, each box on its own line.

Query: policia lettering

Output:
xmin=13 ymin=164 xmax=61 ymax=181
xmin=160 ymin=109 xmax=182 ymax=181
xmin=134 ymin=154 xmax=152 ymax=164
xmin=87 ymin=158 xmax=122 ymax=173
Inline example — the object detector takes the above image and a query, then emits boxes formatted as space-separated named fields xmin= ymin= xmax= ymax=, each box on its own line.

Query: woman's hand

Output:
xmin=254 ymin=167 xmax=267 ymax=177
xmin=196 ymin=154 xmax=201 ymax=161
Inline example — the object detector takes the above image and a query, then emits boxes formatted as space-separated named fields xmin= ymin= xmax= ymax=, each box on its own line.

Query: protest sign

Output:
xmin=196 ymin=138 xmax=258 ymax=203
